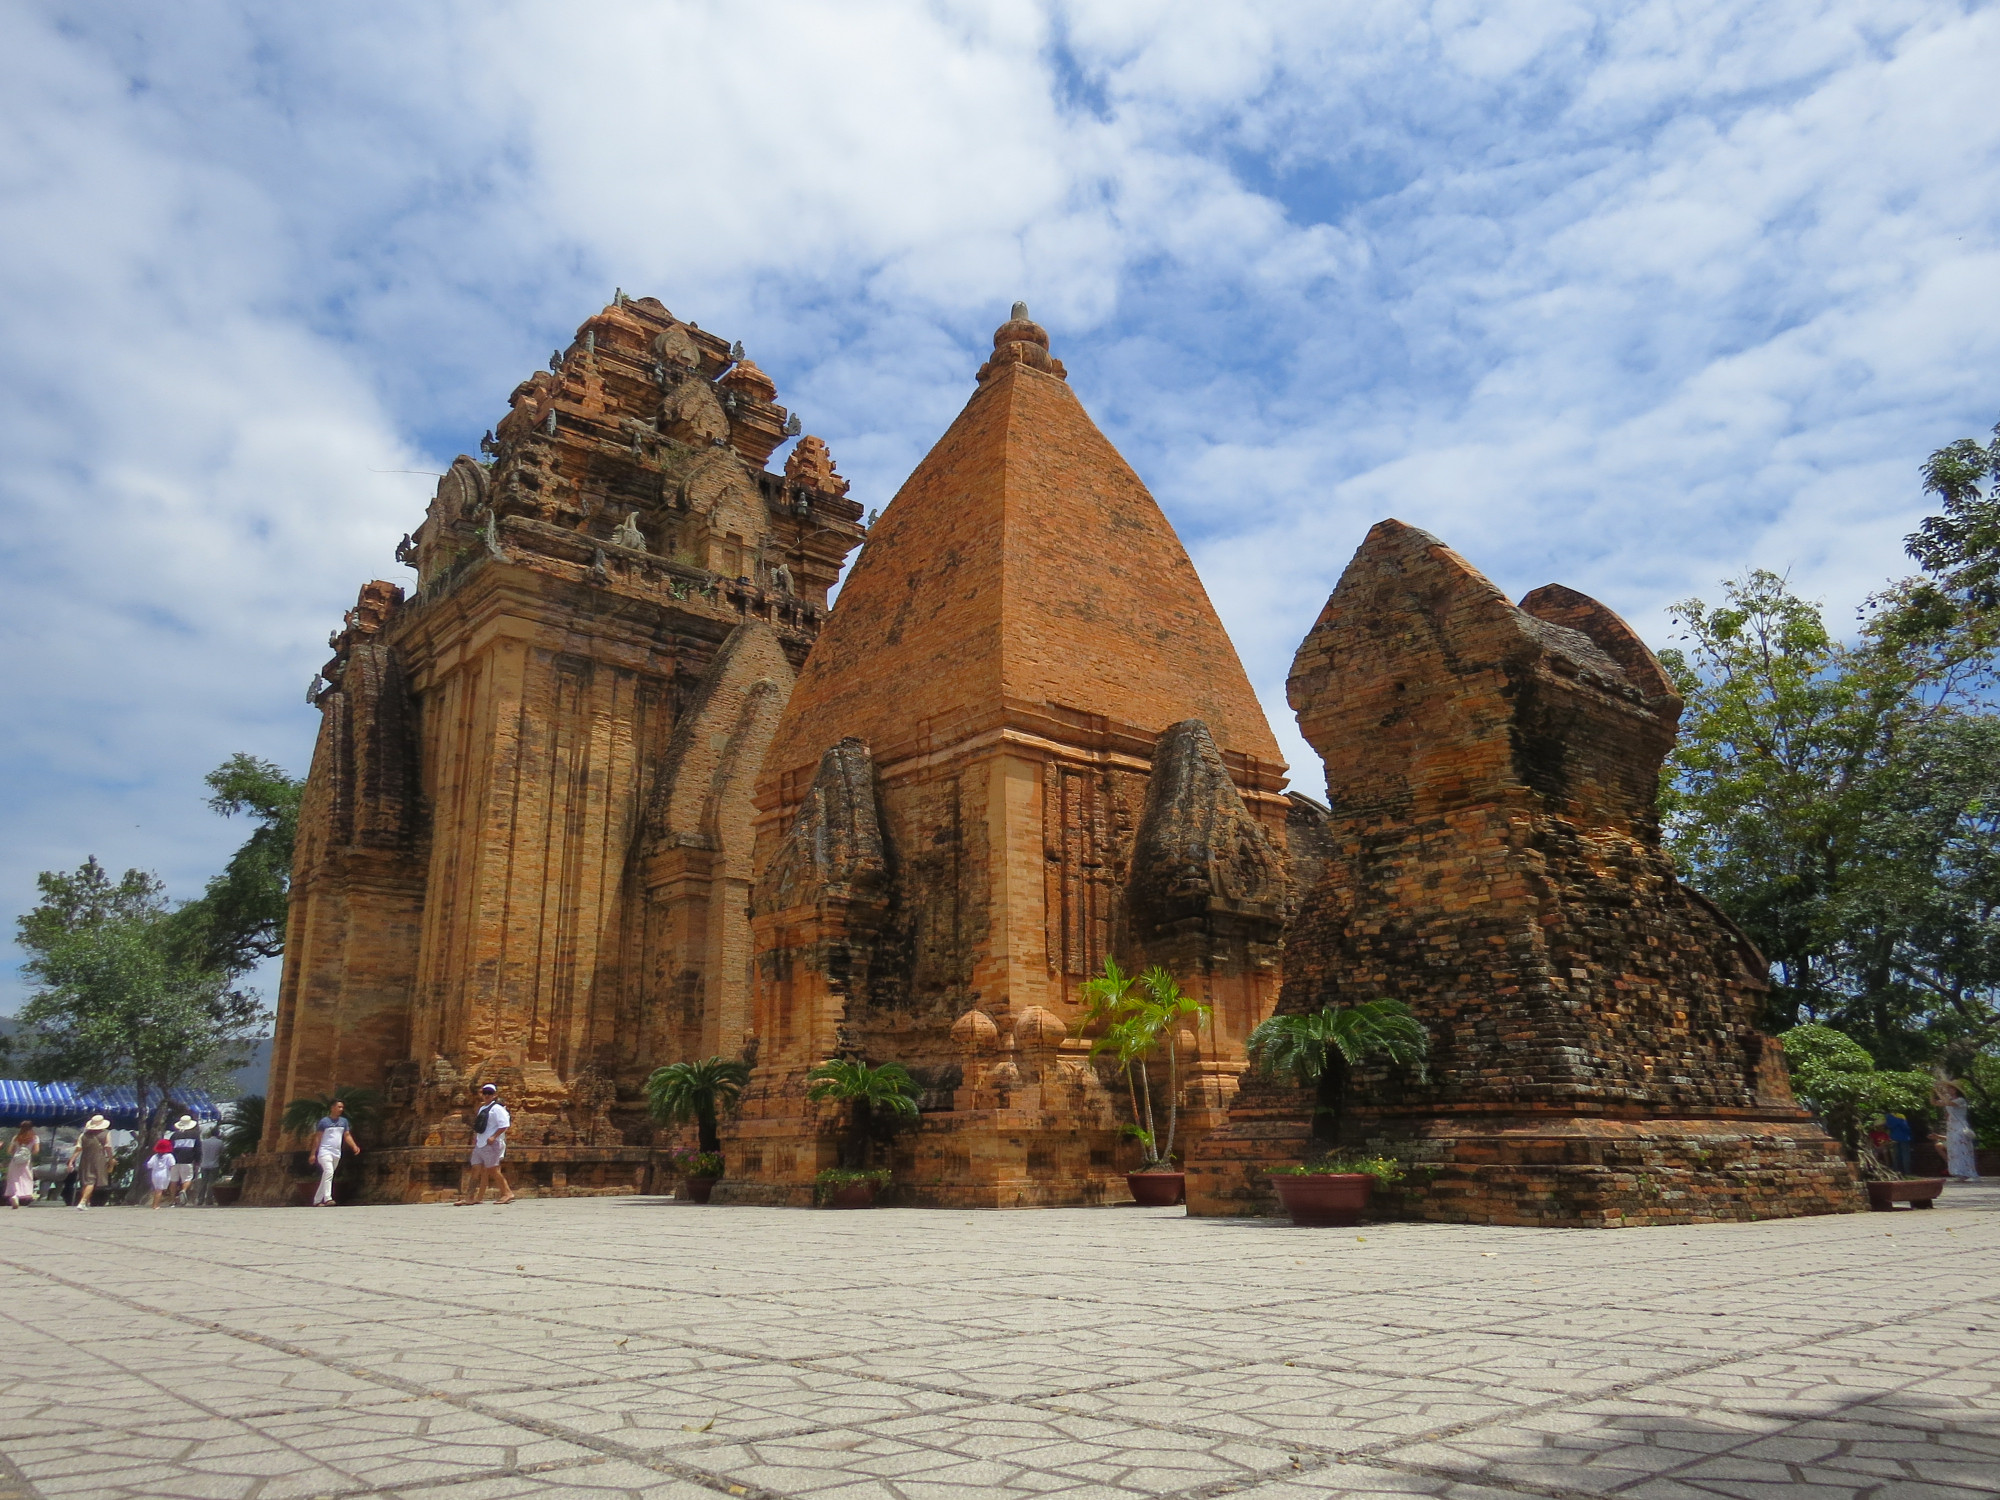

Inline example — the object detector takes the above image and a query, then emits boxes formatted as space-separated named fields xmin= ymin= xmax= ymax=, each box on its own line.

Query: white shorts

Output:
xmin=469 ymin=1140 xmax=506 ymax=1168
xmin=169 ymin=1163 xmax=196 ymax=1185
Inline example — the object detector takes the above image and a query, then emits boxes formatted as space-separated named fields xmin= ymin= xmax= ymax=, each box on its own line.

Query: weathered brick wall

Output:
xmin=249 ymin=296 xmax=862 ymax=1203
xmin=724 ymin=311 xmax=1291 ymax=1207
xmin=1188 ymin=519 xmax=1860 ymax=1225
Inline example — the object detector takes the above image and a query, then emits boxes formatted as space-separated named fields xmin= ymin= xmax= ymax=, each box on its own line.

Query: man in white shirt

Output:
xmin=458 ymin=1083 xmax=514 ymax=1205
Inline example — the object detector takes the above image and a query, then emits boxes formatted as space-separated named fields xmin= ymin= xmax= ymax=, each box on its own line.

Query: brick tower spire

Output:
xmin=766 ymin=305 xmax=1281 ymax=786
xmin=727 ymin=307 xmax=1292 ymax=1208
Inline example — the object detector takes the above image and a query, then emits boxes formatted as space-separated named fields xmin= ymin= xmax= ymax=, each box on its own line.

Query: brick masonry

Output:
xmin=1186 ymin=520 xmax=1862 ymax=1225
xmin=721 ymin=310 xmax=1291 ymax=1206
xmin=245 ymin=296 xmax=863 ymax=1203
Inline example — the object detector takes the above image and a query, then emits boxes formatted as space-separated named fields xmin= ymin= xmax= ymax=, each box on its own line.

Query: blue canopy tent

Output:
xmin=0 ymin=1080 xmax=224 ymax=1129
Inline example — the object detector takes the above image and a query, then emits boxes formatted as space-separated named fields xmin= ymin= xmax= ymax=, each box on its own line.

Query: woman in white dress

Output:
xmin=1936 ymin=1077 xmax=1980 ymax=1180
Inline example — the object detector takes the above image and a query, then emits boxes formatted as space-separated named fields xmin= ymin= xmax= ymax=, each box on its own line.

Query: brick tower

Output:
xmin=1187 ymin=520 xmax=1862 ymax=1225
xmin=246 ymin=295 xmax=863 ymax=1203
xmin=722 ymin=306 xmax=1293 ymax=1207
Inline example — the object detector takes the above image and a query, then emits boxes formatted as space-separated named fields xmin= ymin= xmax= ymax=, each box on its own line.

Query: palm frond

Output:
xmin=806 ymin=1058 xmax=922 ymax=1118
xmin=644 ymin=1057 xmax=752 ymax=1124
xmin=1247 ymin=999 xmax=1429 ymax=1085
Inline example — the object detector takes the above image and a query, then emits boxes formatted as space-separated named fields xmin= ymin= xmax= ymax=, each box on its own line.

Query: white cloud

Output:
xmin=2 ymin=0 xmax=1997 ymax=994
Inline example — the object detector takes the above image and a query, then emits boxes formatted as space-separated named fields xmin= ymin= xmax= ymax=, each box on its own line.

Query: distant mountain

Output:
xmin=0 ymin=1016 xmax=272 ymax=1100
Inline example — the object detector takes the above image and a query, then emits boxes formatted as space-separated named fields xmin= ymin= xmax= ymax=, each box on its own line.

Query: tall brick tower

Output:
xmin=724 ymin=306 xmax=1293 ymax=1206
xmin=247 ymin=295 xmax=863 ymax=1203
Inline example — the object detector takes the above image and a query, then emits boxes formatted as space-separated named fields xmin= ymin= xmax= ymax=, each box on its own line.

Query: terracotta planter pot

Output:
xmin=1272 ymin=1172 xmax=1373 ymax=1227
xmin=211 ymin=1181 xmax=242 ymax=1206
xmin=681 ymin=1176 xmax=719 ymax=1204
xmin=1127 ymin=1171 xmax=1186 ymax=1207
xmin=825 ymin=1181 xmax=878 ymax=1209
xmin=1865 ymin=1178 xmax=1945 ymax=1211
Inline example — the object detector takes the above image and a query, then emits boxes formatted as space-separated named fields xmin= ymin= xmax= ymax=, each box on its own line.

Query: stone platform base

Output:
xmin=718 ymin=1108 xmax=1147 ymax=1209
xmin=236 ymin=1146 xmax=671 ymax=1206
xmin=1187 ymin=1104 xmax=1865 ymax=1226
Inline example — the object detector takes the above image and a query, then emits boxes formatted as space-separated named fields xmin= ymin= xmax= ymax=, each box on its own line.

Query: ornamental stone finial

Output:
xmin=1011 ymin=300 xmax=1029 ymax=320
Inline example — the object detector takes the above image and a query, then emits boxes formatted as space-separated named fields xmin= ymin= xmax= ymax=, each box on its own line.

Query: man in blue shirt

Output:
xmin=1885 ymin=1113 xmax=1914 ymax=1175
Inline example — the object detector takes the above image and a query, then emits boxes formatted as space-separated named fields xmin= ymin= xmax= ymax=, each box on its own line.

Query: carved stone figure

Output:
xmin=611 ymin=511 xmax=647 ymax=552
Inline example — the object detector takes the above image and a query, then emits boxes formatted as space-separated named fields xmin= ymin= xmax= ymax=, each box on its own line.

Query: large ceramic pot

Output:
xmin=1127 ymin=1171 xmax=1186 ymax=1207
xmin=211 ymin=1180 xmax=242 ymax=1206
xmin=826 ymin=1181 xmax=878 ymax=1209
xmin=681 ymin=1176 xmax=719 ymax=1204
xmin=1865 ymin=1178 xmax=1945 ymax=1211
xmin=1271 ymin=1172 xmax=1372 ymax=1227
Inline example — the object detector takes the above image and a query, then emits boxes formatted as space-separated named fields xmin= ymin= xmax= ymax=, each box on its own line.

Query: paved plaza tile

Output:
xmin=0 ymin=1184 xmax=1994 ymax=1500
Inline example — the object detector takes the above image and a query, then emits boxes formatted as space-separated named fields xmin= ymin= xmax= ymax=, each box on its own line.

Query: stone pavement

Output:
xmin=1 ymin=1185 xmax=1996 ymax=1500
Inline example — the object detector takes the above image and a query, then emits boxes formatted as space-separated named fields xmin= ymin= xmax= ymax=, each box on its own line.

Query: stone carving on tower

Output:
xmin=249 ymin=295 xmax=864 ymax=1203
xmin=721 ymin=307 xmax=1292 ymax=1207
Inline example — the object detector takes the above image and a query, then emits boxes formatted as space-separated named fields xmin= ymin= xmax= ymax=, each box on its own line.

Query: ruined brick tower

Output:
xmin=1188 ymin=520 xmax=1862 ymax=1225
xmin=246 ymin=296 xmax=863 ymax=1203
xmin=723 ymin=305 xmax=1293 ymax=1206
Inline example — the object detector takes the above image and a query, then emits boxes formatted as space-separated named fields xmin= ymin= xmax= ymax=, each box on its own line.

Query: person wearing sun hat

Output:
xmin=167 ymin=1114 xmax=203 ymax=1206
xmin=6 ymin=1120 xmax=39 ymax=1208
xmin=70 ymin=1114 xmax=113 ymax=1211
xmin=144 ymin=1137 xmax=176 ymax=1209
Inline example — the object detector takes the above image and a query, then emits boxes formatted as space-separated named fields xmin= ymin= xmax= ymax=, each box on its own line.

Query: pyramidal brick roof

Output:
xmin=764 ymin=306 xmax=1283 ymax=788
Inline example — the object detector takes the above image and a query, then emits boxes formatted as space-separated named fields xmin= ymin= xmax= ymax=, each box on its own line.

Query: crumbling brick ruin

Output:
xmin=1186 ymin=520 xmax=1862 ymax=1225
xmin=245 ymin=296 xmax=862 ymax=1203
xmin=257 ymin=293 xmax=1854 ymax=1222
xmin=721 ymin=307 xmax=1291 ymax=1205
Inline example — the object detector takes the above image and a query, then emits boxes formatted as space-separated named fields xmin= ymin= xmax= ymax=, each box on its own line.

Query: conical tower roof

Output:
xmin=765 ymin=306 xmax=1282 ymax=787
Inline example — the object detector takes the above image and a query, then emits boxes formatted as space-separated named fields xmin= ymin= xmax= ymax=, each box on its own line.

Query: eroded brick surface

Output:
xmin=1188 ymin=520 xmax=1861 ymax=1225
xmin=725 ymin=312 xmax=1290 ymax=1206
xmin=249 ymin=296 xmax=863 ymax=1203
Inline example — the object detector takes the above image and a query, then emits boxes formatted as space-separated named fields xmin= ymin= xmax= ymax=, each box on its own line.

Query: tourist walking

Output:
xmin=168 ymin=1115 xmax=203 ymax=1206
xmin=196 ymin=1124 xmax=225 ymax=1205
xmin=70 ymin=1114 xmax=112 ymax=1210
xmin=5 ymin=1121 xmax=38 ymax=1207
xmin=1937 ymin=1078 xmax=1980 ymax=1180
xmin=458 ymin=1083 xmax=514 ymax=1205
xmin=144 ymin=1138 xmax=176 ymax=1209
xmin=310 ymin=1100 xmax=361 ymax=1206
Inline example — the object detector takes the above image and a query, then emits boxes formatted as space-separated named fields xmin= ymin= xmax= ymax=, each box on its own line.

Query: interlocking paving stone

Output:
xmin=0 ymin=1182 xmax=1994 ymax=1499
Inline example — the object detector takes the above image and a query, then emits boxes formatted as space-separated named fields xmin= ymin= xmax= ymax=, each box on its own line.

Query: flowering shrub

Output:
xmin=668 ymin=1148 xmax=724 ymax=1178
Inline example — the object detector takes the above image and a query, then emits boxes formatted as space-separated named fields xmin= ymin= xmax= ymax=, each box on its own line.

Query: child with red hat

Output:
xmin=145 ymin=1138 xmax=175 ymax=1210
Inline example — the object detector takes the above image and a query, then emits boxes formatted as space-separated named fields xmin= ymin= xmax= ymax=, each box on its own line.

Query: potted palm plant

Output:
xmin=645 ymin=1056 xmax=751 ymax=1203
xmin=1078 ymin=958 xmax=1209 ymax=1206
xmin=806 ymin=1058 xmax=921 ymax=1206
xmin=1246 ymin=998 xmax=1428 ymax=1226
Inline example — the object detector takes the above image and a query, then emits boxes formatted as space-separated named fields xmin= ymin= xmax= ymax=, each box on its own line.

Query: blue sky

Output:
xmin=3 ymin=1 xmax=1998 ymax=1011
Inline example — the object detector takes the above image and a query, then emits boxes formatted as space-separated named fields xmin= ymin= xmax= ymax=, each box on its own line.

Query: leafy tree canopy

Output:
xmin=1662 ymin=418 xmax=2000 ymax=1082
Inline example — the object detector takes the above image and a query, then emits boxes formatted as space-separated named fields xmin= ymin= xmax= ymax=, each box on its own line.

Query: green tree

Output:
xmin=1661 ymin=420 xmax=2000 ymax=1070
xmin=644 ymin=1056 xmax=751 ymax=1157
xmin=1777 ymin=1024 xmax=1931 ymax=1169
xmin=14 ymin=861 xmax=266 ymax=1145
xmin=1246 ymin=999 xmax=1430 ymax=1145
xmin=805 ymin=1059 xmax=920 ymax=1169
xmin=167 ymin=755 xmax=304 ymax=976
xmin=1908 ymin=416 xmax=2000 ymax=610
